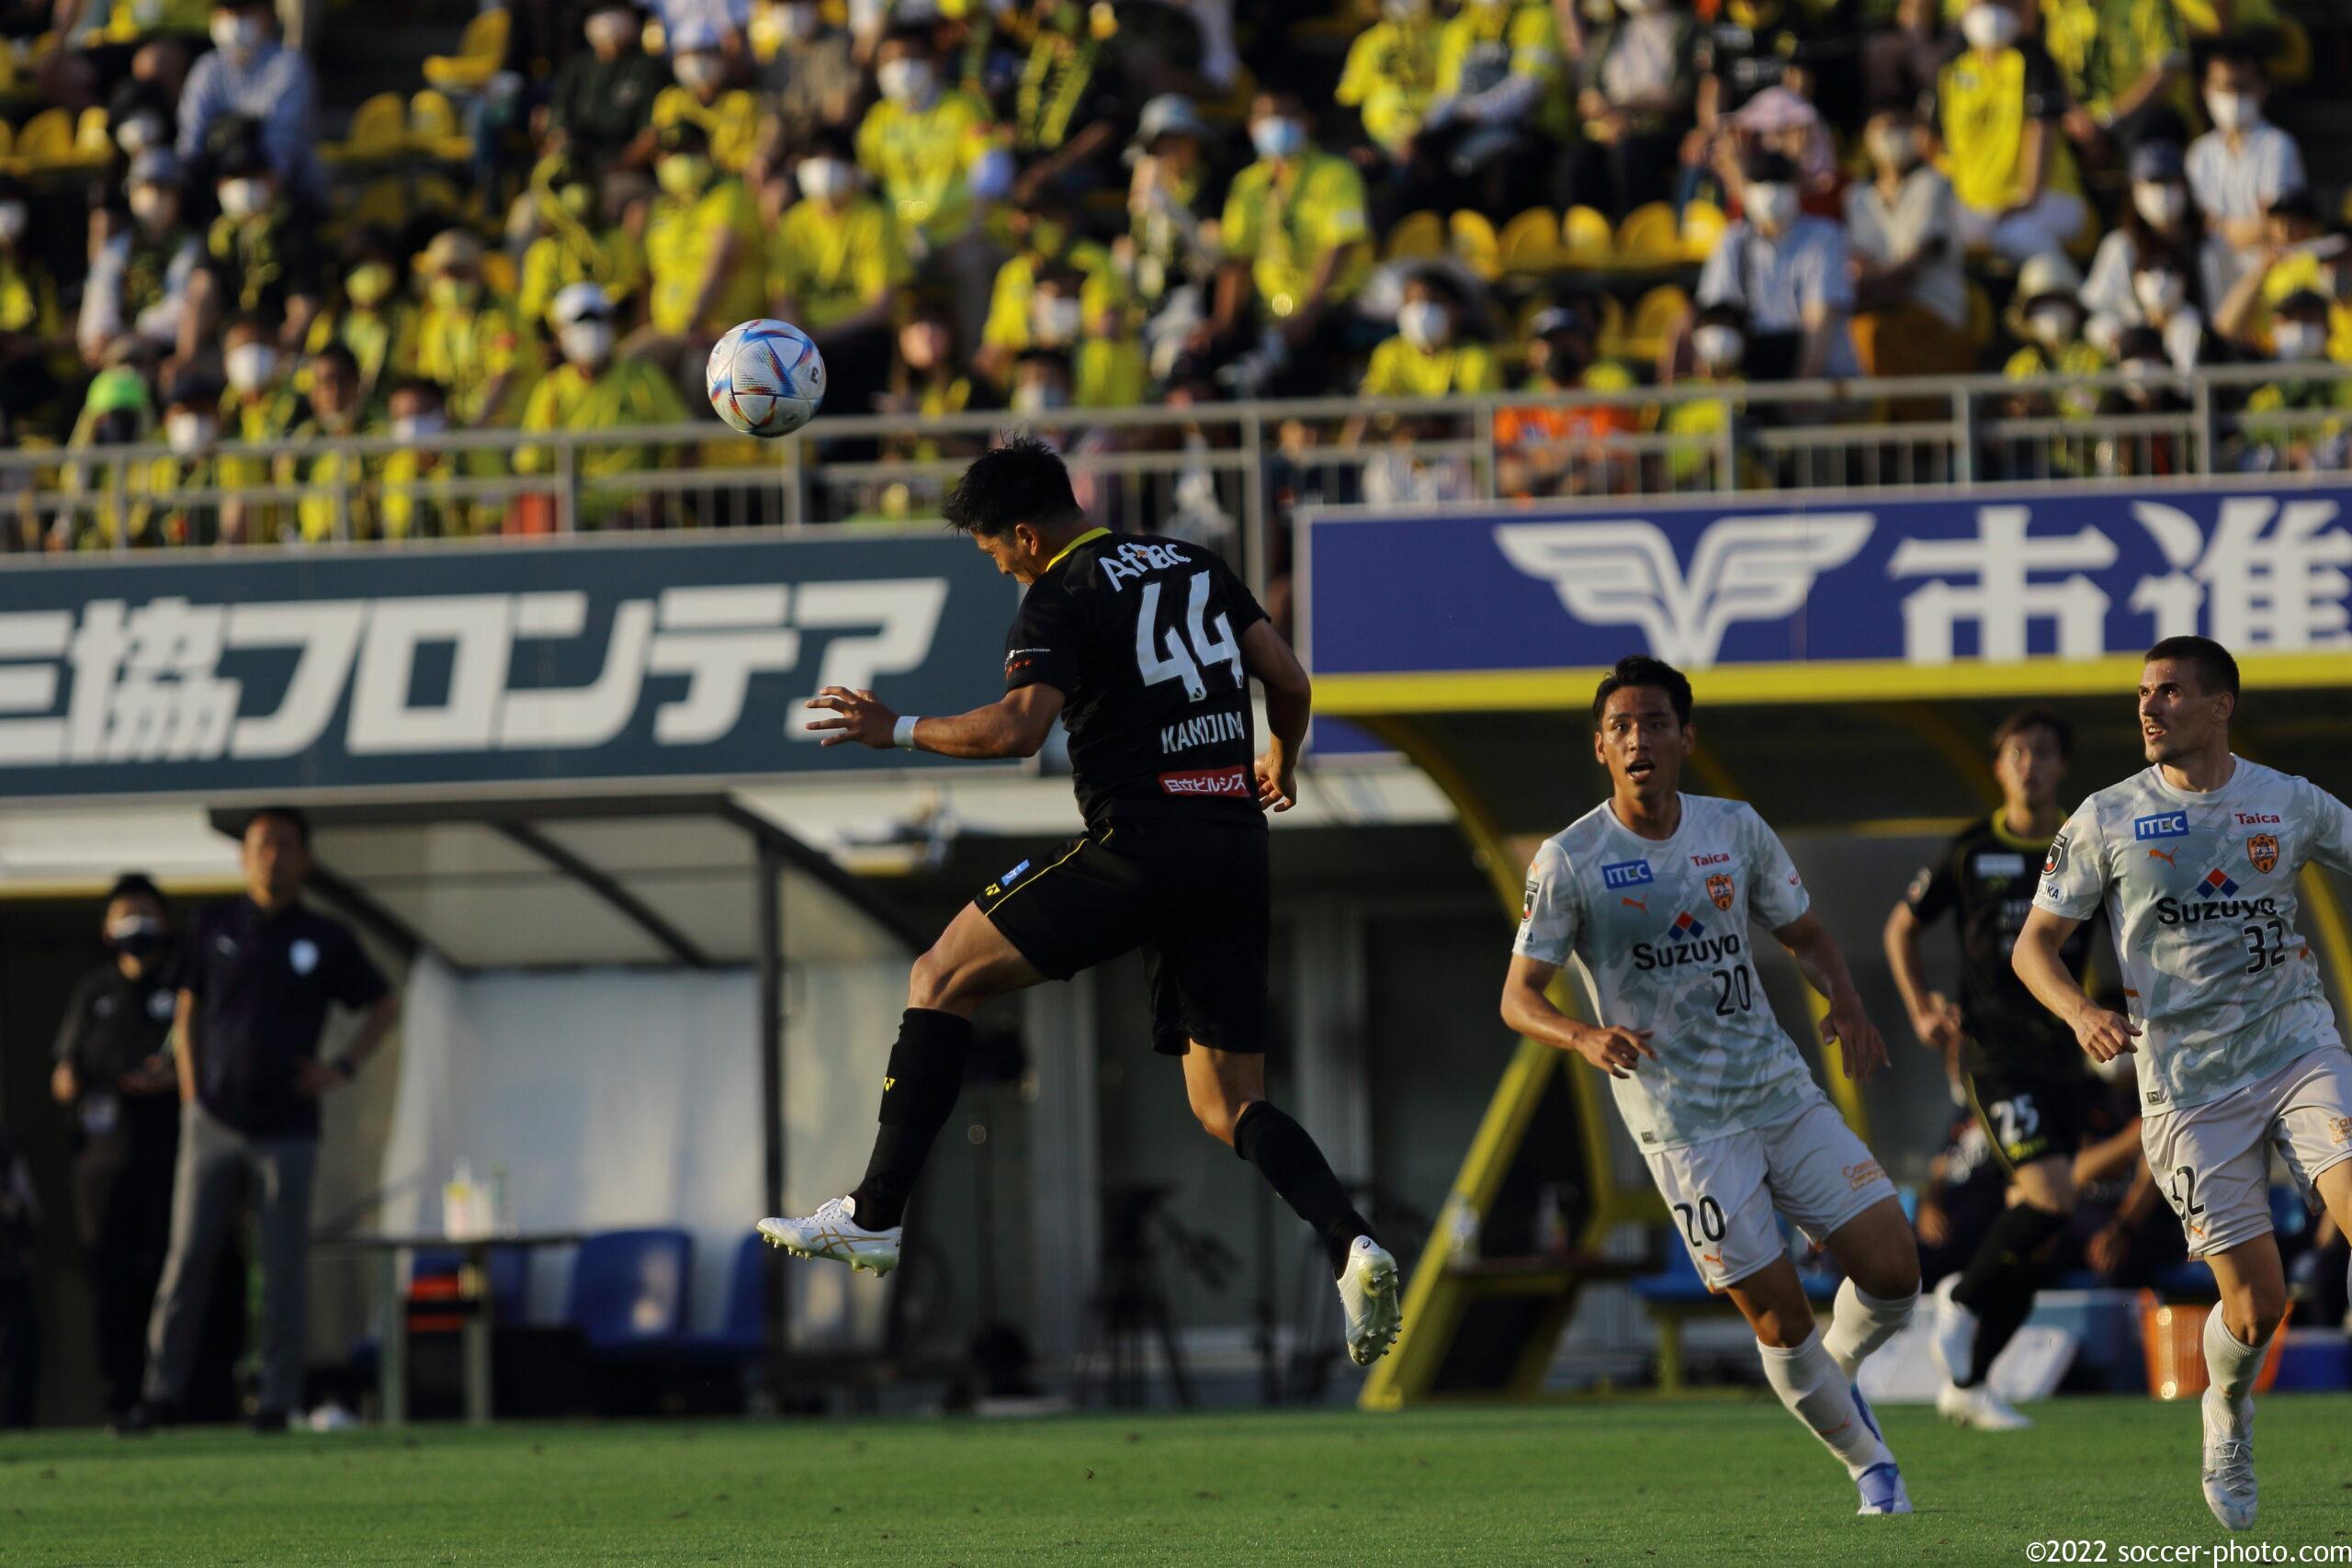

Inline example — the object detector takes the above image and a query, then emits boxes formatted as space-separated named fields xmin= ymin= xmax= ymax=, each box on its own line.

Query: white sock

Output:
xmin=2202 ymin=1303 xmax=2265 ymax=1409
xmin=1823 ymin=1278 xmax=1917 ymax=1384
xmin=1758 ymin=1327 xmax=1895 ymax=1482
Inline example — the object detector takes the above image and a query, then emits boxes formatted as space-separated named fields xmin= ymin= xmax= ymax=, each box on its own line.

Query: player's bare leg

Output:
xmin=1817 ymin=1196 xmax=1922 ymax=1384
xmin=760 ymin=904 xmax=1045 ymax=1273
xmin=1182 ymin=1043 xmax=1398 ymax=1366
xmin=1729 ymin=1254 xmax=1910 ymax=1516
xmin=1935 ymin=1156 xmax=2073 ymax=1430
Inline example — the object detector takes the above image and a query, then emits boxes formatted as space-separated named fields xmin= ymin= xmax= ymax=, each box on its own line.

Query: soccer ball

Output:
xmin=707 ymin=319 xmax=827 ymax=437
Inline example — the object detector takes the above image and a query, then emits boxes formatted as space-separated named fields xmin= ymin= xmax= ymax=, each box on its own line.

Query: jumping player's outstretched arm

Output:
xmin=1499 ymin=953 xmax=1657 ymax=1079
xmin=1240 ymin=618 xmax=1310 ymax=813
xmin=1769 ymin=912 xmax=1891 ymax=1082
xmin=2013 ymin=906 xmax=2140 ymax=1062
xmin=806 ymin=683 xmax=1066 ymax=759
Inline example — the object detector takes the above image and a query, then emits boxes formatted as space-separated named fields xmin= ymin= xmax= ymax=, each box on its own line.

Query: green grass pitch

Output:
xmin=6 ymin=1395 xmax=2350 ymax=1565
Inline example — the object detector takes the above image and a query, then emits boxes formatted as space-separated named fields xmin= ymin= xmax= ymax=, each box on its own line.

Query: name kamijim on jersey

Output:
xmin=1002 ymin=529 xmax=1268 ymax=829
xmin=2033 ymin=757 xmax=2352 ymax=1114
xmin=1514 ymin=794 xmax=1815 ymax=1150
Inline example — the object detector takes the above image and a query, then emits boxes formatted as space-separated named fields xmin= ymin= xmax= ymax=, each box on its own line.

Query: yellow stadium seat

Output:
xmin=1561 ymin=205 xmax=1612 ymax=271
xmin=348 ymin=175 xmax=410 ymax=231
xmin=1384 ymin=209 xmax=1444 ymax=263
xmin=1679 ymin=199 xmax=1726 ymax=265
xmin=1626 ymin=284 xmax=1690 ymax=361
xmin=480 ymin=250 xmax=518 ymax=299
xmin=325 ymin=92 xmax=407 ymax=167
xmin=1592 ymin=292 xmax=1631 ymax=362
xmin=1615 ymin=202 xmax=1680 ymax=268
xmin=409 ymin=90 xmax=472 ymax=162
xmin=1449 ymin=209 xmax=1499 ymax=279
xmin=72 ymin=107 xmax=112 ymax=163
xmin=1498 ymin=208 xmax=1563 ymax=275
xmin=15 ymin=107 xmax=73 ymax=170
xmin=423 ymin=7 xmax=510 ymax=94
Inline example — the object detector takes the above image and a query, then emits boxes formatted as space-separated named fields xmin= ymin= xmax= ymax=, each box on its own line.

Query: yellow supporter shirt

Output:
xmin=1935 ymin=45 xmax=2082 ymax=215
xmin=521 ymin=225 xmax=647 ymax=329
xmin=650 ymin=85 xmax=763 ymax=174
xmin=855 ymin=88 xmax=993 ymax=246
xmin=1076 ymin=339 xmax=1147 ymax=408
xmin=645 ymin=177 xmax=766 ymax=335
xmin=768 ymin=197 xmax=912 ymax=332
xmin=305 ymin=304 xmax=419 ymax=396
xmin=1434 ymin=0 xmax=1569 ymax=141
xmin=1220 ymin=151 xmax=1373 ymax=319
xmin=981 ymin=238 xmax=1113 ymax=352
xmin=1336 ymin=19 xmax=1441 ymax=154
xmin=515 ymin=356 xmax=692 ymax=480
xmin=1359 ymin=335 xmax=1503 ymax=398
xmin=413 ymin=298 xmax=533 ymax=425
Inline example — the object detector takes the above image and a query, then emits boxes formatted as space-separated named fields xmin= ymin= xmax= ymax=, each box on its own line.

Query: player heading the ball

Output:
xmin=1500 ymin=656 xmax=1920 ymax=1517
xmin=2014 ymin=636 xmax=2352 ymax=1533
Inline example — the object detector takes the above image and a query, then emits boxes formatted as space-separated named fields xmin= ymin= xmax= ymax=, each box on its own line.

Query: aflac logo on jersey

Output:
xmin=1601 ymin=860 xmax=1654 ymax=890
xmin=2133 ymin=811 xmax=2190 ymax=841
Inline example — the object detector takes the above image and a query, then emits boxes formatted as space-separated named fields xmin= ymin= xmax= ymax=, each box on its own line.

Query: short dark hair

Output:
xmin=246 ymin=805 xmax=311 ymax=846
xmin=1591 ymin=655 xmax=1694 ymax=728
xmin=107 ymin=872 xmax=166 ymax=908
xmin=1991 ymin=705 xmax=2073 ymax=760
xmin=2144 ymin=635 xmax=2239 ymax=698
xmin=943 ymin=435 xmax=1084 ymax=539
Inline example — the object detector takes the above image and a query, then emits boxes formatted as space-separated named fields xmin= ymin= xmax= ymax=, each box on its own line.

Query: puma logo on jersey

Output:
xmin=1621 ymin=897 xmax=1648 ymax=912
xmin=2147 ymin=848 xmax=2177 ymax=866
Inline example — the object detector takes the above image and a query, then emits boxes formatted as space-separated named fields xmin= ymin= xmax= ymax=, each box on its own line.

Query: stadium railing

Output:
xmin=12 ymin=362 xmax=2347 ymax=595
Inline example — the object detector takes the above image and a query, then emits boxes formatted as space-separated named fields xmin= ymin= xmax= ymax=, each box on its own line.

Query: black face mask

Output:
xmin=1541 ymin=339 xmax=1589 ymax=380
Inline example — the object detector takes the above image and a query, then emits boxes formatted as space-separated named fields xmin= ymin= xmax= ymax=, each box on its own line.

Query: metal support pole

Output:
xmin=1952 ymin=385 xmax=1977 ymax=486
xmin=1241 ymin=404 xmax=1269 ymax=601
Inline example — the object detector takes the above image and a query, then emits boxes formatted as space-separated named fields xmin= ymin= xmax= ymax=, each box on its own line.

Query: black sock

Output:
xmin=1950 ymin=1201 xmax=2069 ymax=1385
xmin=1231 ymin=1101 xmax=1374 ymax=1277
xmin=846 ymin=1009 xmax=972 ymax=1232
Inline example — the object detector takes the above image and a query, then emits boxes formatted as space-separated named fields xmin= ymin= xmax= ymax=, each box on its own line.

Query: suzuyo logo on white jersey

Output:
xmin=2134 ymin=811 xmax=2191 ymax=840
xmin=1601 ymin=860 xmax=1655 ymax=889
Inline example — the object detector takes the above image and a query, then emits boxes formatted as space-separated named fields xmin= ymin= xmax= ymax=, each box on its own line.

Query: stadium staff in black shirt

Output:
xmin=1883 ymin=707 xmax=2097 ymax=1431
xmin=128 ymin=807 xmax=398 ymax=1434
xmin=762 ymin=437 xmax=1403 ymax=1367
xmin=49 ymin=874 xmax=182 ymax=1425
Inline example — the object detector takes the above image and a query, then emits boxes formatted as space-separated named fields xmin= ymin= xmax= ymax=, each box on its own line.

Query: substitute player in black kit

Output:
xmin=1883 ymin=708 xmax=2098 ymax=1430
xmin=758 ymin=438 xmax=1402 ymax=1366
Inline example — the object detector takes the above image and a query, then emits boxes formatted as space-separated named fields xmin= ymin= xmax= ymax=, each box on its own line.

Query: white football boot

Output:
xmin=1936 ymin=1381 xmax=2033 ymax=1431
xmin=2199 ymin=1388 xmax=2257 ymax=1531
xmin=758 ymin=1196 xmax=901 ymax=1276
xmin=1928 ymin=1274 xmax=1979 ymax=1389
xmin=1337 ymin=1236 xmax=1402 ymax=1367
xmin=1855 ymin=1461 xmax=1913 ymax=1516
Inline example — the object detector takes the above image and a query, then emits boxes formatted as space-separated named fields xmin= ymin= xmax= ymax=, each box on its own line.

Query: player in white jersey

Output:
xmin=1500 ymin=657 xmax=1920 ymax=1517
xmin=2016 ymin=636 xmax=2352 ymax=1533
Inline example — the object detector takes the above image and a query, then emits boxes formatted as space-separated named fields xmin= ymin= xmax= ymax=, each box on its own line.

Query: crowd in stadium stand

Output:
xmin=0 ymin=0 xmax=2344 ymax=545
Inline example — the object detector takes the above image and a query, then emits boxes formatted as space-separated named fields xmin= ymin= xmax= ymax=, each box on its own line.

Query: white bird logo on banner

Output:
xmin=1494 ymin=513 xmax=1875 ymax=666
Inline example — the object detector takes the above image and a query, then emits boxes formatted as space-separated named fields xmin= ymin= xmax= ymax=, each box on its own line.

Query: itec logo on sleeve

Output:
xmin=2133 ymin=811 xmax=2190 ymax=841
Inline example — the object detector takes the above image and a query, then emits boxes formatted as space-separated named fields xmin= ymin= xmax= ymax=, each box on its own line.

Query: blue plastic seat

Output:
xmin=566 ymin=1228 xmax=693 ymax=1355
xmin=673 ymin=1232 xmax=767 ymax=1366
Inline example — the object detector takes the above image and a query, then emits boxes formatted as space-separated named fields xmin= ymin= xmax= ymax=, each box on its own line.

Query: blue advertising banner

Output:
xmin=0 ymin=533 xmax=1015 ymax=800
xmin=1305 ymin=483 xmax=2352 ymax=695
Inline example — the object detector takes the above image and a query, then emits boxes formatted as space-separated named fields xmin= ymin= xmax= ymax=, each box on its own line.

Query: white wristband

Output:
xmin=892 ymin=716 xmax=922 ymax=750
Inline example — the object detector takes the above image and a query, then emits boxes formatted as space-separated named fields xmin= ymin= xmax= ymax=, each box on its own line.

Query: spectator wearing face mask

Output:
xmin=1660 ymin=301 xmax=1760 ymax=489
xmin=1565 ymin=0 xmax=1696 ymax=220
xmin=2211 ymin=192 xmax=2333 ymax=344
xmin=1690 ymin=0 xmax=1838 ymax=196
xmin=2235 ymin=290 xmax=2351 ymax=474
xmin=62 ymin=367 xmax=156 ymax=550
xmin=878 ymin=301 xmax=989 ymax=463
xmin=2039 ymin=0 xmax=2188 ymax=153
xmin=2185 ymin=46 xmax=2302 ymax=254
xmin=303 ymin=228 xmax=421 ymax=409
xmin=1007 ymin=0 xmax=1150 ymax=208
xmin=769 ymin=140 xmax=910 ymax=417
xmin=1336 ymin=0 xmax=1441 ymax=169
xmin=856 ymin=28 xmax=994 ymax=250
xmin=80 ymin=149 xmax=201 ymax=367
xmin=49 ymin=874 xmax=181 ymax=1426
xmin=198 ymin=147 xmax=322 ymax=337
xmin=548 ymin=3 xmax=672 ymax=173
xmin=1359 ymin=268 xmax=1501 ymax=400
xmin=1998 ymin=251 xmax=2109 ymax=479
xmin=131 ymin=373 xmax=231 ymax=547
xmin=1693 ymin=149 xmax=1855 ymax=382
xmin=641 ymin=120 xmax=765 ymax=355
xmin=754 ymin=0 xmax=862 ymax=159
xmin=519 ymin=160 xmax=649 ymax=330
xmin=215 ymin=310 xmax=296 ymax=540
xmin=652 ymin=19 xmax=760 ymax=174
xmin=281 ymin=344 xmax=389 ymax=543
xmin=380 ymin=378 xmax=500 ymax=540
xmin=1114 ymin=96 xmax=1220 ymax=332
xmin=516 ymin=284 xmax=693 ymax=526
xmin=977 ymin=194 xmax=1108 ymax=390
xmin=1213 ymin=91 xmax=1373 ymax=384
xmin=1927 ymin=0 xmax=2087 ymax=264
xmin=1845 ymin=104 xmax=1972 ymax=384
xmin=1494 ymin=300 xmax=1640 ymax=499
xmin=2123 ymin=248 xmax=2213 ymax=373
xmin=175 ymin=0 xmax=325 ymax=206
xmin=413 ymin=229 xmax=535 ymax=429
xmin=1007 ymin=346 xmax=1077 ymax=422
xmin=2080 ymin=141 xmax=2229 ymax=355
xmin=1408 ymin=0 xmax=1568 ymax=220
xmin=1035 ymin=265 xmax=1146 ymax=410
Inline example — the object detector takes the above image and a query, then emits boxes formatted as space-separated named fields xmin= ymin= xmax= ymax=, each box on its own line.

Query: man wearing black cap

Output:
xmin=128 ymin=808 xmax=399 ymax=1434
xmin=1695 ymin=148 xmax=1857 ymax=381
xmin=50 ymin=874 xmax=182 ymax=1427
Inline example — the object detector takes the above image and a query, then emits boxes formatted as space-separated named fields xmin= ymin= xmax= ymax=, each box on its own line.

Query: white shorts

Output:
xmin=1642 ymin=1095 xmax=1899 ymax=1292
xmin=2144 ymin=1047 xmax=2352 ymax=1258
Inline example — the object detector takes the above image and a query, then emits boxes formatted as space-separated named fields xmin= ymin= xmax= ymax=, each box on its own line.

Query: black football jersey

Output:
xmin=1003 ymin=529 xmax=1268 ymax=829
xmin=1905 ymin=816 xmax=2094 ymax=1076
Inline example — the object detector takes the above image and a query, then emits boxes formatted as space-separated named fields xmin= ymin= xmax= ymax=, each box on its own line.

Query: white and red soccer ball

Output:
xmin=707 ymin=318 xmax=827 ymax=438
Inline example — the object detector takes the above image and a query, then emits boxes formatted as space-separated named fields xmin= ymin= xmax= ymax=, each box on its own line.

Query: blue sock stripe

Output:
xmin=1851 ymin=1386 xmax=1884 ymax=1444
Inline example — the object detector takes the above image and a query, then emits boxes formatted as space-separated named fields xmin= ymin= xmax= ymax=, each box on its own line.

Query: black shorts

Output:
xmin=1964 ymin=1065 xmax=2093 ymax=1173
xmin=976 ymin=817 xmax=1269 ymax=1056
